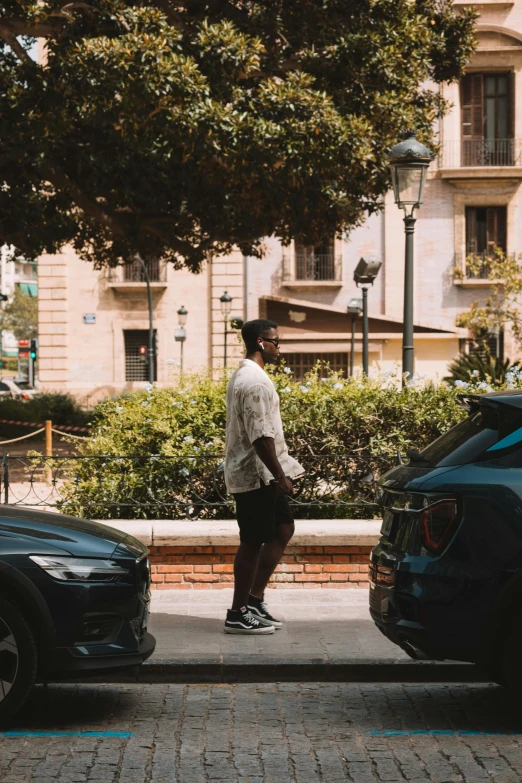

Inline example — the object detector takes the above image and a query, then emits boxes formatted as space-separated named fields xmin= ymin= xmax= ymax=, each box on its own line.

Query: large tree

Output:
xmin=0 ymin=0 xmax=476 ymax=271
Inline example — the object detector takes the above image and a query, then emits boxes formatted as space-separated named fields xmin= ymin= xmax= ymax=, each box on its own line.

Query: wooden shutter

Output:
xmin=461 ymin=74 xmax=484 ymax=139
xmin=466 ymin=207 xmax=478 ymax=254
xmin=486 ymin=207 xmax=507 ymax=252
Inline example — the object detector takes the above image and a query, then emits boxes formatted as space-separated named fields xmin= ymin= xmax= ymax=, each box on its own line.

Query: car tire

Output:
xmin=0 ymin=598 xmax=38 ymax=725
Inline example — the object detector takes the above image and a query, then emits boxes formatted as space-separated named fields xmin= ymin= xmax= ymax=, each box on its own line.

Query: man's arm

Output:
xmin=253 ymin=436 xmax=294 ymax=496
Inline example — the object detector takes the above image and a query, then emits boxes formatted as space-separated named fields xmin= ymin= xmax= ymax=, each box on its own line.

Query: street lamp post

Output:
xmin=347 ymin=297 xmax=363 ymax=377
xmin=0 ymin=293 xmax=8 ymax=376
xmin=175 ymin=305 xmax=188 ymax=374
xmin=220 ymin=291 xmax=233 ymax=368
xmin=387 ymin=131 xmax=434 ymax=383
xmin=353 ymin=257 xmax=382 ymax=375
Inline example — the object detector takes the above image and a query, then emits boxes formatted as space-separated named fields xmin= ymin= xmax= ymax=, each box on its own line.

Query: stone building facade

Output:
xmin=38 ymin=0 xmax=522 ymax=399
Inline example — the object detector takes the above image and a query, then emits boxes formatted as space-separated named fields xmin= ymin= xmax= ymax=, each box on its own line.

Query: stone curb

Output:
xmin=102 ymin=519 xmax=382 ymax=547
xmin=64 ymin=659 xmax=488 ymax=685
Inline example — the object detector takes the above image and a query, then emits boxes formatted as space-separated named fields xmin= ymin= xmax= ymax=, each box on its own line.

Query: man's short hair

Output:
xmin=241 ymin=319 xmax=278 ymax=351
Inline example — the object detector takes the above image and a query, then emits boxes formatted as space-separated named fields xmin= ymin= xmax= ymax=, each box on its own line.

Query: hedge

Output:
xmin=58 ymin=366 xmax=517 ymax=519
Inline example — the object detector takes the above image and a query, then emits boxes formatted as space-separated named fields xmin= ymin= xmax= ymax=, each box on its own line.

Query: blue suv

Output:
xmin=0 ymin=507 xmax=155 ymax=722
xmin=370 ymin=389 xmax=522 ymax=688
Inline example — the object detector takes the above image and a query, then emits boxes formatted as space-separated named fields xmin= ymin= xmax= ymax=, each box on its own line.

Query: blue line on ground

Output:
xmin=370 ymin=730 xmax=522 ymax=737
xmin=1 ymin=731 xmax=132 ymax=738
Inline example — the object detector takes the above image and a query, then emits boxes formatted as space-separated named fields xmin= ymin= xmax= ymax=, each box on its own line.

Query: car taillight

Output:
xmin=419 ymin=498 xmax=459 ymax=553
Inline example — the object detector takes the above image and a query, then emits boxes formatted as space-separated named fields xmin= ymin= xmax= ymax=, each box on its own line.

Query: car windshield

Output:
xmin=411 ymin=403 xmax=522 ymax=467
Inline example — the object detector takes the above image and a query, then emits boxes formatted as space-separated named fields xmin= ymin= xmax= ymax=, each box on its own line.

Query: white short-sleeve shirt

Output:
xmin=224 ymin=359 xmax=305 ymax=494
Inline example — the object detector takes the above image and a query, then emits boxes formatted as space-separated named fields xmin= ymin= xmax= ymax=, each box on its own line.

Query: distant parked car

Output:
xmin=0 ymin=507 xmax=155 ymax=722
xmin=370 ymin=390 xmax=522 ymax=690
xmin=0 ymin=378 xmax=36 ymax=399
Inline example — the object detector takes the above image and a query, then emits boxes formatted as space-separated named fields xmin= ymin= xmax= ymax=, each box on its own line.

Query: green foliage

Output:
xmin=1 ymin=288 xmax=37 ymax=340
xmin=60 ymin=367 xmax=484 ymax=520
xmin=444 ymin=352 xmax=518 ymax=384
xmin=0 ymin=392 xmax=90 ymax=427
xmin=456 ymin=249 xmax=522 ymax=347
xmin=0 ymin=1 xmax=476 ymax=269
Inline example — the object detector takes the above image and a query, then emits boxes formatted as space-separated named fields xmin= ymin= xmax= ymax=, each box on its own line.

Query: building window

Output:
xmin=124 ymin=330 xmax=156 ymax=382
xmin=123 ymin=258 xmax=162 ymax=283
xmin=465 ymin=206 xmax=506 ymax=278
xmin=461 ymin=73 xmax=513 ymax=165
xmin=294 ymin=241 xmax=340 ymax=281
xmin=283 ymin=352 xmax=348 ymax=380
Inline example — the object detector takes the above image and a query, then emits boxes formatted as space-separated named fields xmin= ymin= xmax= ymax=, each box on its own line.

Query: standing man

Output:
xmin=224 ymin=319 xmax=304 ymax=634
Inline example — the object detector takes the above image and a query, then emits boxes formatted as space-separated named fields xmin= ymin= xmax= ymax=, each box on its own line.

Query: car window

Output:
xmin=0 ymin=382 xmax=11 ymax=392
xmin=414 ymin=404 xmax=522 ymax=467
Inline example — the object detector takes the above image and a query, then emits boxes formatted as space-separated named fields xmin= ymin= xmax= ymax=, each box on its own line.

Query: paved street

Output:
xmin=3 ymin=682 xmax=522 ymax=782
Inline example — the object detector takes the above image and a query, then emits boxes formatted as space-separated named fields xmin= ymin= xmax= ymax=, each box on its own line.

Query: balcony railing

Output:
xmin=454 ymin=251 xmax=513 ymax=281
xmin=439 ymin=139 xmax=522 ymax=169
xmin=282 ymin=252 xmax=342 ymax=283
xmin=108 ymin=259 xmax=167 ymax=284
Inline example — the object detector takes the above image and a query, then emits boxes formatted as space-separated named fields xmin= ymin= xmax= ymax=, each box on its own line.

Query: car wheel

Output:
xmin=0 ymin=598 xmax=38 ymax=724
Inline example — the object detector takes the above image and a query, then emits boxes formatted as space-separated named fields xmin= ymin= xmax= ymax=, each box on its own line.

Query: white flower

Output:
xmin=333 ymin=383 xmax=343 ymax=390
xmin=321 ymin=377 xmax=328 ymax=383
xmin=181 ymin=468 xmax=190 ymax=477
xmin=167 ymin=359 xmax=180 ymax=366
xmin=476 ymin=381 xmax=493 ymax=392
xmin=190 ymin=398 xmax=196 ymax=404
xmin=145 ymin=383 xmax=154 ymax=392
xmin=115 ymin=406 xmax=123 ymax=413
xmin=183 ymin=436 xmax=194 ymax=443
xmin=299 ymin=385 xmax=309 ymax=393
xmin=172 ymin=401 xmax=182 ymax=407
xmin=141 ymin=401 xmax=149 ymax=407
xmin=454 ymin=380 xmax=469 ymax=389
xmin=471 ymin=370 xmax=480 ymax=377
xmin=281 ymin=386 xmax=292 ymax=393
xmin=283 ymin=367 xmax=292 ymax=374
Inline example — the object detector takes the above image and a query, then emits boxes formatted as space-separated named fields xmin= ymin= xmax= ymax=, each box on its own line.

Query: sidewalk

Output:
xmin=128 ymin=588 xmax=486 ymax=683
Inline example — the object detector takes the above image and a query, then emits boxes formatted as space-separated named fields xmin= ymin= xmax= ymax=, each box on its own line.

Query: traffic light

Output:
xmin=29 ymin=339 xmax=38 ymax=360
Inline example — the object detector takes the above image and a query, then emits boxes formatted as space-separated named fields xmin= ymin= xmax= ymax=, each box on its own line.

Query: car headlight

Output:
xmin=29 ymin=555 xmax=130 ymax=582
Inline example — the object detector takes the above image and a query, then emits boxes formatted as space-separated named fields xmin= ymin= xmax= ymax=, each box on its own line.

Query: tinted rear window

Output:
xmin=413 ymin=404 xmax=522 ymax=467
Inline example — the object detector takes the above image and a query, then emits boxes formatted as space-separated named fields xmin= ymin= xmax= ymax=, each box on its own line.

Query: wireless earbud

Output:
xmin=260 ymin=343 xmax=265 ymax=350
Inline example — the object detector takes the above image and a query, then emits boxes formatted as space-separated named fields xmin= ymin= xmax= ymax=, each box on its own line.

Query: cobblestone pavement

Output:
xmin=3 ymin=682 xmax=522 ymax=782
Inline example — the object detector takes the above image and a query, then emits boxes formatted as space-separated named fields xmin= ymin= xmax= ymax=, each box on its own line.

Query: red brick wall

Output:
xmin=149 ymin=545 xmax=371 ymax=589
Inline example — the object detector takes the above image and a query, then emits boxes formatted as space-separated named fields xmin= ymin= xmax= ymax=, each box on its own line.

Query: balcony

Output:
xmin=453 ymin=251 xmax=508 ymax=287
xmin=439 ymin=139 xmax=522 ymax=178
xmin=282 ymin=251 xmax=342 ymax=290
xmin=107 ymin=259 xmax=168 ymax=292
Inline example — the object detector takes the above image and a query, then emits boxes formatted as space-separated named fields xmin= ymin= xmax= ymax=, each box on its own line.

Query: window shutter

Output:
xmin=486 ymin=207 xmax=507 ymax=252
xmin=466 ymin=207 xmax=478 ymax=254
xmin=461 ymin=74 xmax=484 ymax=139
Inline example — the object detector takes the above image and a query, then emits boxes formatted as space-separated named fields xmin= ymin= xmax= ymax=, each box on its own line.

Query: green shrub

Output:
xmin=59 ymin=366 xmax=505 ymax=520
xmin=444 ymin=352 xmax=519 ymax=384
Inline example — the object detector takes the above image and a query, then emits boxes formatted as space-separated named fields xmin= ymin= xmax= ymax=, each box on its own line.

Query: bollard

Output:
xmin=45 ymin=420 xmax=52 ymax=485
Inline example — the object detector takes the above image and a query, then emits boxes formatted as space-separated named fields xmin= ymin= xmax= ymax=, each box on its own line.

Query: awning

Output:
xmin=19 ymin=283 xmax=38 ymax=297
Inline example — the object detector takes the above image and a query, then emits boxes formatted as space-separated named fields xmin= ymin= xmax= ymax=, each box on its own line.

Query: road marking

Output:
xmin=370 ymin=730 xmax=522 ymax=737
xmin=0 ymin=731 xmax=132 ymax=738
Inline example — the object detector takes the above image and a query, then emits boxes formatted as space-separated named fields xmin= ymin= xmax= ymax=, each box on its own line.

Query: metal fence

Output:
xmin=0 ymin=453 xmax=383 ymax=519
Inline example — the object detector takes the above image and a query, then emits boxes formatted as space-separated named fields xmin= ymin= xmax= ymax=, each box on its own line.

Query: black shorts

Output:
xmin=233 ymin=481 xmax=294 ymax=545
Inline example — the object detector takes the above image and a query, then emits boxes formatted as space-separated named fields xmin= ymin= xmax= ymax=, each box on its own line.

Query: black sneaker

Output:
xmin=224 ymin=607 xmax=275 ymax=634
xmin=247 ymin=595 xmax=283 ymax=629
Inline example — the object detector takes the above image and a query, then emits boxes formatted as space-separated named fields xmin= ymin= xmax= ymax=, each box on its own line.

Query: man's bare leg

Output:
xmin=231 ymin=540 xmax=263 ymax=610
xmin=250 ymin=522 xmax=295 ymax=599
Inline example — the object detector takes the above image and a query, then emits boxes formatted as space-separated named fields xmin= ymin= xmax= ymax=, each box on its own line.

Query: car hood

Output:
xmin=0 ymin=506 xmax=129 ymax=557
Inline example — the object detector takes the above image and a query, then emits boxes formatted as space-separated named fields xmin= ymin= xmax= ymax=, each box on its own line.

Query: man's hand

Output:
xmin=274 ymin=476 xmax=293 ymax=496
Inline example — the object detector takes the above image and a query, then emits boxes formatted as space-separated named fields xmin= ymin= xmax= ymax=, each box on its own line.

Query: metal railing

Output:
xmin=0 ymin=453 xmax=383 ymax=519
xmin=439 ymin=139 xmax=522 ymax=169
xmin=282 ymin=253 xmax=342 ymax=282
xmin=108 ymin=259 xmax=167 ymax=284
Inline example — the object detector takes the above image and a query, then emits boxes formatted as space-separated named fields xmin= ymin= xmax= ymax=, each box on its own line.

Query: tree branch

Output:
xmin=40 ymin=161 xmax=128 ymax=237
xmin=0 ymin=27 xmax=33 ymax=62
xmin=0 ymin=17 xmax=64 ymax=38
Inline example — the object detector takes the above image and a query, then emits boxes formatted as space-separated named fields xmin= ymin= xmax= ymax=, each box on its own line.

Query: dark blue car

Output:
xmin=370 ymin=389 xmax=522 ymax=688
xmin=0 ymin=507 xmax=155 ymax=721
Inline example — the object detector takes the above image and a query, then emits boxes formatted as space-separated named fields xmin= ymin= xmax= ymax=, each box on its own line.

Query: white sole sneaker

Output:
xmin=224 ymin=624 xmax=275 ymax=634
xmin=247 ymin=606 xmax=283 ymax=629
